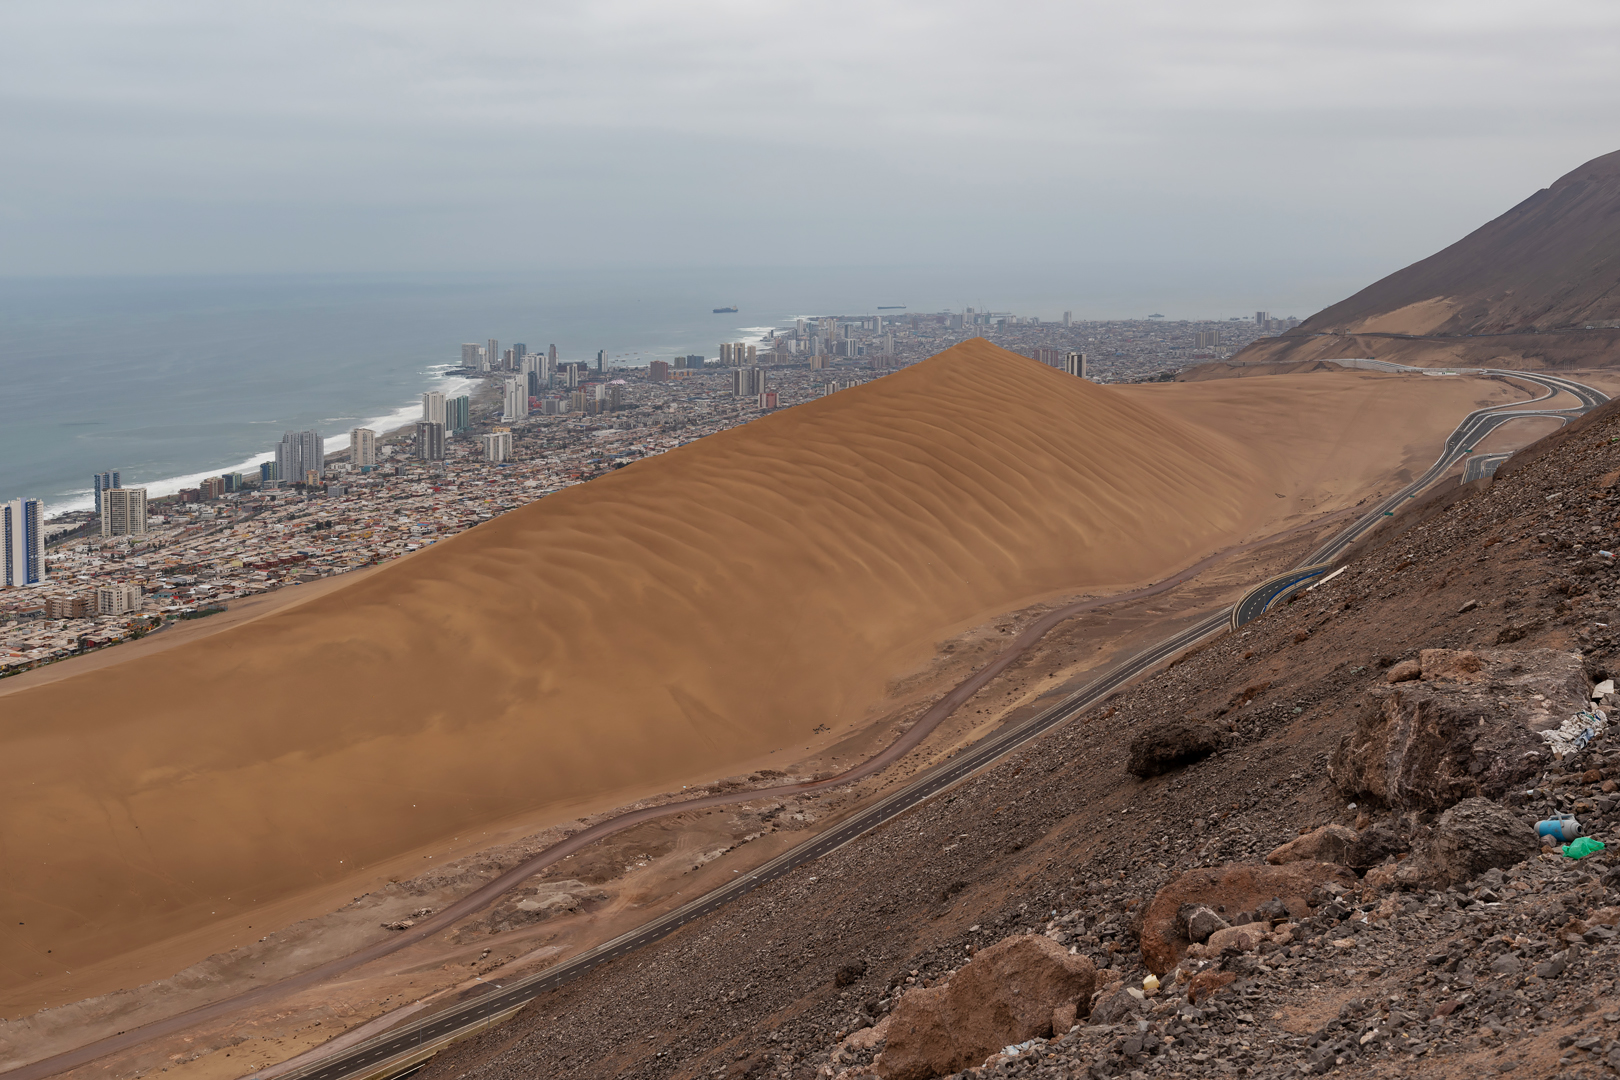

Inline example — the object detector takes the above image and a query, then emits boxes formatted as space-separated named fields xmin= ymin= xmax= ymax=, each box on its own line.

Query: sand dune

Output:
xmin=0 ymin=341 xmax=1511 ymax=1010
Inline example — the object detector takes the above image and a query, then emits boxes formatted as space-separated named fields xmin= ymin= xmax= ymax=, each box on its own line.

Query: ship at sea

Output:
xmin=877 ymin=305 xmax=906 ymax=310
xmin=712 ymin=305 xmax=738 ymax=313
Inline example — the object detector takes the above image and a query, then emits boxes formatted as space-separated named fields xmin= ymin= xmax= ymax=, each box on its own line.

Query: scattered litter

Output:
xmin=1601 ymin=550 xmax=1615 ymax=559
xmin=1595 ymin=679 xmax=1616 ymax=700
xmin=999 ymin=1038 xmax=1043 ymax=1057
xmin=1538 ymin=815 xmax=1581 ymax=843
xmin=1563 ymin=837 xmax=1607 ymax=859
xmin=1143 ymin=973 xmax=1160 ymax=996
xmin=1541 ymin=709 xmax=1608 ymax=756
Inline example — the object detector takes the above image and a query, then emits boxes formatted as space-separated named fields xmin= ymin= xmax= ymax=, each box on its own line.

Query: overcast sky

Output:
xmin=4 ymin=0 xmax=1618 ymax=285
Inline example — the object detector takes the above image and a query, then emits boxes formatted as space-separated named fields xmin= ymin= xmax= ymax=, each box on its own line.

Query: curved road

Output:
xmin=1230 ymin=365 xmax=1605 ymax=625
xmin=5 ymin=365 xmax=1606 ymax=1080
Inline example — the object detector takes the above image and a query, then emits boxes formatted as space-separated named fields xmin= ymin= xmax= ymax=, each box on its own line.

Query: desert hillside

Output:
xmin=0 ymin=342 xmax=1509 ymax=1008
xmin=1233 ymin=148 xmax=1620 ymax=371
xmin=1305 ymin=148 xmax=1620 ymax=336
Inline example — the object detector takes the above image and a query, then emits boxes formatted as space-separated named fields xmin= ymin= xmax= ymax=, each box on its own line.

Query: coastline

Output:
xmin=41 ymin=367 xmax=480 ymax=519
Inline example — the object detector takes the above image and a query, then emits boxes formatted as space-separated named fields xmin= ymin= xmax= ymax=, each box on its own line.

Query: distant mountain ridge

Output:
xmin=1297 ymin=148 xmax=1620 ymax=337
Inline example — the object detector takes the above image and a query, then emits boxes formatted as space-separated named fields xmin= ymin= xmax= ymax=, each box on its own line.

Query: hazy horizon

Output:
xmin=5 ymin=1 xmax=1619 ymax=286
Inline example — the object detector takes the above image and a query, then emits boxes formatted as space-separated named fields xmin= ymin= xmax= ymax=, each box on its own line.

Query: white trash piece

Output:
xmin=1542 ymin=709 xmax=1608 ymax=756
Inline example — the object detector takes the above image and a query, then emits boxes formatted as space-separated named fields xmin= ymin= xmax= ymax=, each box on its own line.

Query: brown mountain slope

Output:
xmin=1298 ymin=147 xmax=1620 ymax=337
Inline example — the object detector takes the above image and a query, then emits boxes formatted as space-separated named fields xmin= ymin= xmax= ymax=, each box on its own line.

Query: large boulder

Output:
xmin=1346 ymin=823 xmax=1407 ymax=870
xmin=1175 ymin=903 xmax=1228 ymax=944
xmin=1329 ymin=648 xmax=1587 ymax=810
xmin=1139 ymin=862 xmax=1357 ymax=975
xmin=1266 ymin=824 xmax=1358 ymax=866
xmin=1395 ymin=797 xmax=1539 ymax=889
xmin=876 ymin=935 xmax=1094 ymax=1079
xmin=1205 ymin=923 xmax=1270 ymax=954
xmin=1127 ymin=721 xmax=1220 ymax=778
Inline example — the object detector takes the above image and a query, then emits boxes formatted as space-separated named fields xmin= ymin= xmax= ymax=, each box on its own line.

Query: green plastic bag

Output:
xmin=1562 ymin=837 xmax=1607 ymax=858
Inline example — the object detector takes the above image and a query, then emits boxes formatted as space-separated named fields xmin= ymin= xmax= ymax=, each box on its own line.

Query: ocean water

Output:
xmin=0 ymin=264 xmax=1359 ymax=514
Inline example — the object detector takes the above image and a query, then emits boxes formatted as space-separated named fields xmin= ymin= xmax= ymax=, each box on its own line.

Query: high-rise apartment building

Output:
xmin=415 ymin=421 xmax=446 ymax=461
xmin=649 ymin=360 xmax=671 ymax=383
xmin=719 ymin=343 xmax=733 ymax=365
xmin=199 ymin=476 xmax=226 ymax=500
xmin=759 ymin=390 xmax=779 ymax=409
xmin=276 ymin=430 xmax=324 ymax=486
xmin=461 ymin=343 xmax=481 ymax=368
xmin=883 ymin=332 xmax=895 ymax=355
xmin=92 ymin=471 xmax=121 ymax=514
xmin=502 ymin=377 xmax=529 ymax=421
xmin=570 ymin=390 xmax=587 ymax=413
xmin=608 ymin=384 xmax=624 ymax=411
xmin=1033 ymin=347 xmax=1064 ymax=367
xmin=732 ymin=367 xmax=765 ymax=398
xmin=101 ymin=488 xmax=148 ymax=538
xmin=260 ymin=461 xmax=279 ymax=485
xmin=223 ymin=472 xmax=244 ymax=493
xmin=96 ymin=582 xmax=142 ymax=616
xmin=1064 ymin=352 xmax=1088 ymax=378
xmin=1255 ymin=311 xmax=1269 ymax=325
xmin=513 ymin=343 xmax=527 ymax=364
xmin=481 ymin=428 xmax=513 ymax=463
xmin=350 ymin=427 xmax=377 ymax=466
xmin=1062 ymin=311 xmax=1073 ymax=327
xmin=446 ymin=395 xmax=470 ymax=434
xmin=3 ymin=498 xmax=45 ymax=586
xmin=595 ymin=349 xmax=605 ymax=373
xmin=548 ymin=344 xmax=558 ymax=365
xmin=1195 ymin=329 xmax=1221 ymax=349
xmin=566 ymin=364 xmax=580 ymax=389
xmin=422 ymin=391 xmax=447 ymax=425
xmin=487 ymin=339 xmax=499 ymax=370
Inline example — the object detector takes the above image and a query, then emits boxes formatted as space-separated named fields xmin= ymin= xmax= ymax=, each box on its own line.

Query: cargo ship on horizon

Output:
xmin=712 ymin=305 xmax=738 ymax=313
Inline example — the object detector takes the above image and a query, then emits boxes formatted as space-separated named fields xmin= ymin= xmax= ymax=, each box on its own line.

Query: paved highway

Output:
xmin=1230 ymin=365 xmax=1605 ymax=626
xmin=1229 ymin=564 xmax=1333 ymax=630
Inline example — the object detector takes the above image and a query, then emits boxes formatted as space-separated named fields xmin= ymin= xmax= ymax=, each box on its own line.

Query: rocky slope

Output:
xmin=1306 ymin=148 xmax=1620 ymax=336
xmin=417 ymin=402 xmax=1620 ymax=1079
xmin=1234 ymin=147 xmax=1620 ymax=370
